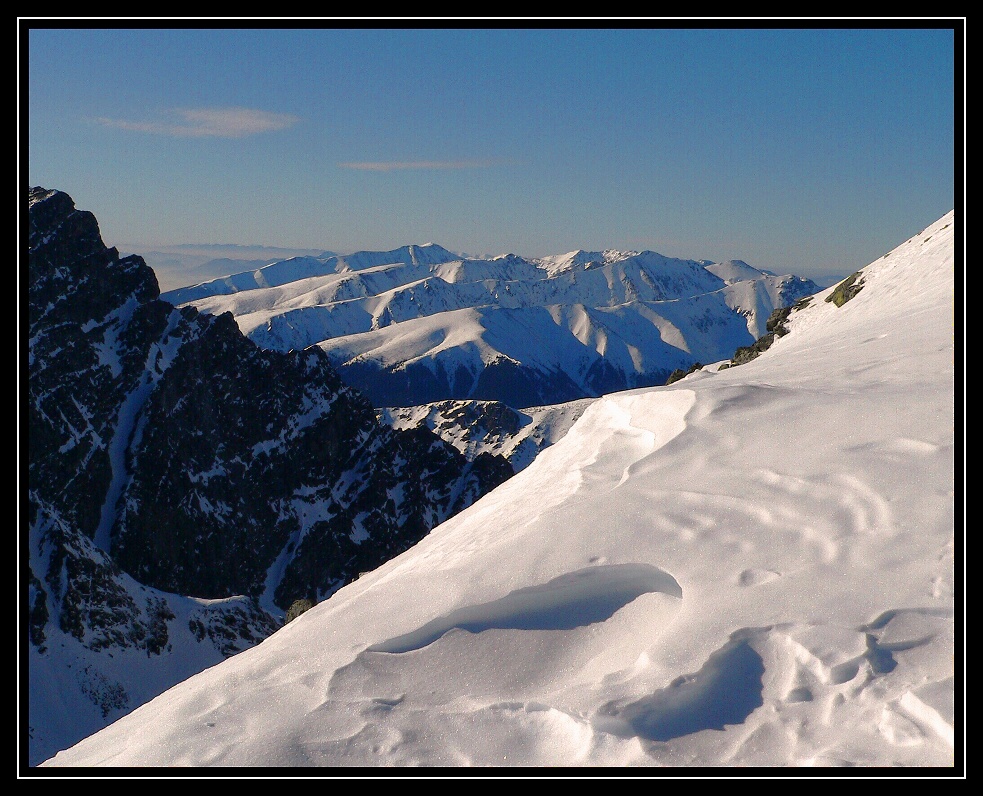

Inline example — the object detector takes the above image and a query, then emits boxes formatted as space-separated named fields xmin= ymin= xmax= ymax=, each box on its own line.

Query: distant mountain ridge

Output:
xmin=162 ymin=243 xmax=462 ymax=303
xmin=162 ymin=244 xmax=820 ymax=409
xmin=120 ymin=243 xmax=335 ymax=294
xmin=26 ymin=188 xmax=511 ymax=766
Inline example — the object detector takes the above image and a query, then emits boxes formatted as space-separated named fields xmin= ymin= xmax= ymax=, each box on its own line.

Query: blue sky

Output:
xmin=25 ymin=24 xmax=959 ymax=285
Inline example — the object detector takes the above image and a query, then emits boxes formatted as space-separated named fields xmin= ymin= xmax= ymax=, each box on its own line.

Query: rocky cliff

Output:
xmin=25 ymin=187 xmax=512 ymax=765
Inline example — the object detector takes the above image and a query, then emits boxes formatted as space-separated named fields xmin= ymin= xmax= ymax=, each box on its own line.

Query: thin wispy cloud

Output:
xmin=338 ymin=159 xmax=510 ymax=172
xmin=92 ymin=107 xmax=300 ymax=138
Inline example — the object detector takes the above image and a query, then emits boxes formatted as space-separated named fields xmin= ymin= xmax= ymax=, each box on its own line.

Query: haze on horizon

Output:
xmin=25 ymin=23 xmax=958 ymax=289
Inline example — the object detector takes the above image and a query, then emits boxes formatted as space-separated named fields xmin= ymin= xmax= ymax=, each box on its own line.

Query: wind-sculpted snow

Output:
xmin=40 ymin=212 xmax=956 ymax=769
xmin=594 ymin=636 xmax=765 ymax=742
xmin=165 ymin=244 xmax=819 ymax=408
xmin=367 ymin=564 xmax=682 ymax=653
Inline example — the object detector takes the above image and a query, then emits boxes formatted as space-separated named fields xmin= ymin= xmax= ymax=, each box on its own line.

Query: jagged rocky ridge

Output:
xmin=162 ymin=244 xmax=821 ymax=409
xmin=26 ymin=187 xmax=512 ymax=765
xmin=378 ymin=397 xmax=596 ymax=473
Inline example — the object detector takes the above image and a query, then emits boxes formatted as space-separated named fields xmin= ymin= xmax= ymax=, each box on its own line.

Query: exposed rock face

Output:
xmin=825 ymin=271 xmax=865 ymax=306
xmin=26 ymin=187 xmax=512 ymax=765
xmin=719 ymin=296 xmax=814 ymax=370
xmin=378 ymin=397 xmax=595 ymax=473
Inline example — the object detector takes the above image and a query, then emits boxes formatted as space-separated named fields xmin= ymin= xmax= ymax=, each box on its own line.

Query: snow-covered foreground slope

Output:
xmin=43 ymin=213 xmax=958 ymax=768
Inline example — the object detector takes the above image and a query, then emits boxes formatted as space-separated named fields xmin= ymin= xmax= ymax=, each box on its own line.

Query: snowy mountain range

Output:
xmin=161 ymin=244 xmax=820 ymax=409
xmin=118 ymin=243 xmax=335 ymax=294
xmin=40 ymin=210 xmax=958 ymax=769
xmin=25 ymin=188 xmax=511 ymax=767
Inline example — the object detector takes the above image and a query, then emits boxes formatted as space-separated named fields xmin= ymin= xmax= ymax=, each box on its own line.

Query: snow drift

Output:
xmin=43 ymin=212 xmax=957 ymax=768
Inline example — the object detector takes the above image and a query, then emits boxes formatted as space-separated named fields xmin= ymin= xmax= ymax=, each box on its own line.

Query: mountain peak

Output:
xmin=533 ymin=248 xmax=643 ymax=276
xmin=27 ymin=188 xmax=513 ymax=766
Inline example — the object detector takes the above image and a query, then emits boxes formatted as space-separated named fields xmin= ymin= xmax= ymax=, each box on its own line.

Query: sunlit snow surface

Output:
xmin=43 ymin=213 xmax=958 ymax=769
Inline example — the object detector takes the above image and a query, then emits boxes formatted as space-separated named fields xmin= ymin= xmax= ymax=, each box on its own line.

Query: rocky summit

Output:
xmin=26 ymin=187 xmax=512 ymax=766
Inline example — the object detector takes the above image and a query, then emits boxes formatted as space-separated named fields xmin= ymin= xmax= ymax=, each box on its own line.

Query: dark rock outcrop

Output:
xmin=825 ymin=271 xmax=865 ymax=307
xmin=665 ymin=362 xmax=704 ymax=385
xmin=26 ymin=187 xmax=512 ymax=765
xmin=29 ymin=185 xmax=510 ymax=606
xmin=719 ymin=296 xmax=814 ymax=370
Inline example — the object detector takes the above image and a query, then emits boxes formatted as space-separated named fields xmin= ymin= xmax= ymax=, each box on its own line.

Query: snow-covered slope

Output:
xmin=162 ymin=247 xmax=819 ymax=408
xmin=27 ymin=536 xmax=277 ymax=770
xmin=42 ymin=211 xmax=957 ymax=768
xmin=160 ymin=243 xmax=461 ymax=303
